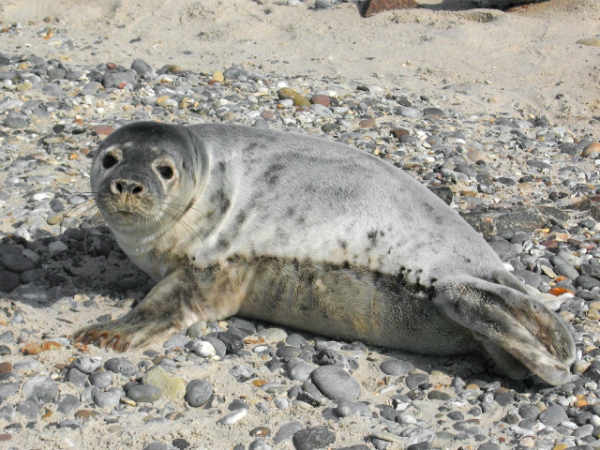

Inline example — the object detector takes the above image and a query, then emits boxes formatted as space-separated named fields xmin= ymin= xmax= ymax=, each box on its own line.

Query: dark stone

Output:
xmin=292 ymin=426 xmax=336 ymax=450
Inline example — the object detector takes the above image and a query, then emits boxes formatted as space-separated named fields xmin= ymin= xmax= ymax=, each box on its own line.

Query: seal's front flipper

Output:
xmin=73 ymin=267 xmax=244 ymax=351
xmin=433 ymin=272 xmax=575 ymax=386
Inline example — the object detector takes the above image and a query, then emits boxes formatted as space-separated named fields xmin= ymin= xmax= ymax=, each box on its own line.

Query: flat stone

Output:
xmin=292 ymin=426 xmax=336 ymax=450
xmin=143 ymin=366 xmax=186 ymax=400
xmin=311 ymin=365 xmax=360 ymax=401
xmin=380 ymin=359 xmax=415 ymax=376
xmin=127 ymin=384 xmax=162 ymax=403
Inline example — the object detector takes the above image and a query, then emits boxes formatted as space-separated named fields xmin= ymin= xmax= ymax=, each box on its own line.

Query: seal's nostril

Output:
xmin=116 ymin=182 xmax=123 ymax=193
xmin=132 ymin=186 xmax=143 ymax=195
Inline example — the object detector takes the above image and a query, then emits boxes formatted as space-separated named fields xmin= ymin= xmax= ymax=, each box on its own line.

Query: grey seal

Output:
xmin=73 ymin=121 xmax=575 ymax=385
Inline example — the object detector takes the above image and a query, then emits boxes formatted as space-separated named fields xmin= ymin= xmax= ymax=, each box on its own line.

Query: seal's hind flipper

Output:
xmin=433 ymin=272 xmax=575 ymax=386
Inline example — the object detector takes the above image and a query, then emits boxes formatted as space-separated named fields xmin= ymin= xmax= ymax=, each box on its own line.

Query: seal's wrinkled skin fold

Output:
xmin=73 ymin=122 xmax=575 ymax=385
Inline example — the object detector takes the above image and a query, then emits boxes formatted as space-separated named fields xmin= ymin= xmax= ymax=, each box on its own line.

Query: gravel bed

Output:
xmin=0 ymin=24 xmax=600 ymax=450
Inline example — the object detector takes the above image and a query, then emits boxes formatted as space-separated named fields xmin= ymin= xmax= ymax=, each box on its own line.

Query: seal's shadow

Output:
xmin=0 ymin=227 xmax=153 ymax=309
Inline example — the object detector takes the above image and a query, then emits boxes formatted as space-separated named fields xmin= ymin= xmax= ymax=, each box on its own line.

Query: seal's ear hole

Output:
xmin=157 ymin=166 xmax=174 ymax=180
xmin=102 ymin=154 xmax=118 ymax=169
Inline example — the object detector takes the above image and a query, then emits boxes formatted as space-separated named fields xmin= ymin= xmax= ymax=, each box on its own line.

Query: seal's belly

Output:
xmin=228 ymin=257 xmax=477 ymax=356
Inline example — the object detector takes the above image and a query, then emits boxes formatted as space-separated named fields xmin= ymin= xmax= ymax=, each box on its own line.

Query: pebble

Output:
xmin=218 ymin=408 xmax=248 ymax=425
xmin=539 ymin=405 xmax=568 ymax=427
xmin=126 ymin=384 xmax=162 ymax=403
xmin=380 ymin=359 xmax=415 ymax=376
xmin=105 ymin=357 xmax=137 ymax=377
xmin=22 ymin=376 xmax=58 ymax=405
xmin=292 ymin=426 xmax=336 ymax=450
xmin=184 ymin=379 xmax=213 ymax=407
xmin=311 ymin=365 xmax=361 ymax=401
xmin=143 ymin=366 xmax=186 ymax=400
xmin=93 ymin=389 xmax=123 ymax=408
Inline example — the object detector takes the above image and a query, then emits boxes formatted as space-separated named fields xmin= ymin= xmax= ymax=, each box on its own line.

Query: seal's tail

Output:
xmin=433 ymin=271 xmax=576 ymax=386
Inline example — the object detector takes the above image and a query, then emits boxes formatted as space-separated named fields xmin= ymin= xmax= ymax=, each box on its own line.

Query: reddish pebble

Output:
xmin=92 ymin=125 xmax=114 ymax=136
xmin=261 ymin=110 xmax=274 ymax=119
xmin=548 ymin=287 xmax=574 ymax=296
xmin=311 ymin=94 xmax=331 ymax=107
xmin=540 ymin=240 xmax=558 ymax=249
xmin=208 ymin=80 xmax=221 ymax=85
xmin=118 ymin=82 xmax=128 ymax=89
xmin=359 ymin=118 xmax=376 ymax=129
xmin=0 ymin=362 xmax=12 ymax=375
xmin=0 ymin=434 xmax=12 ymax=441
xmin=106 ymin=62 xmax=117 ymax=70
xmin=392 ymin=128 xmax=410 ymax=139
xmin=21 ymin=341 xmax=62 ymax=355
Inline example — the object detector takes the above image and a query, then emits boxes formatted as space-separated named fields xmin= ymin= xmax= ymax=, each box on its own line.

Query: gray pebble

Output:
xmin=218 ymin=408 xmax=248 ymax=425
xmin=89 ymin=371 xmax=113 ymax=389
xmin=576 ymin=276 xmax=600 ymax=290
xmin=23 ymin=376 xmax=58 ymax=405
xmin=104 ymin=357 xmax=136 ymax=377
xmin=131 ymin=59 xmax=154 ymax=76
xmin=274 ymin=421 xmax=303 ymax=444
xmin=287 ymin=334 xmax=308 ymax=347
xmin=13 ymin=358 xmax=40 ymax=371
xmin=0 ymin=253 xmax=35 ymax=272
xmin=203 ymin=335 xmax=227 ymax=358
xmin=59 ymin=419 xmax=82 ymax=429
xmin=0 ymin=404 xmax=16 ymax=421
xmin=311 ymin=365 xmax=360 ymax=401
xmin=292 ymin=426 xmax=336 ymax=450
xmin=249 ymin=438 xmax=272 ymax=450
xmin=143 ymin=443 xmax=177 ymax=450
xmin=186 ymin=320 xmax=207 ymax=338
xmin=394 ymin=106 xmax=422 ymax=118
xmin=406 ymin=373 xmax=430 ymax=389
xmin=185 ymin=379 xmax=213 ymax=407
xmin=163 ymin=333 xmax=190 ymax=349
xmin=127 ymin=384 xmax=161 ymax=403
xmin=16 ymin=400 xmax=39 ymax=419
xmin=0 ymin=383 xmax=19 ymax=401
xmin=103 ymin=70 xmax=136 ymax=88
xmin=335 ymin=400 xmax=371 ymax=417
xmin=518 ymin=404 xmax=539 ymax=419
xmin=380 ymin=359 xmax=415 ymax=376
xmin=56 ymin=394 xmax=81 ymax=414
xmin=555 ymin=264 xmax=580 ymax=280
xmin=0 ymin=270 xmax=19 ymax=292
xmin=73 ymin=356 xmax=103 ymax=374
xmin=539 ymin=404 xmax=568 ymax=427
xmin=287 ymin=361 xmax=317 ymax=382
xmin=223 ymin=65 xmax=248 ymax=80
xmin=66 ymin=367 xmax=88 ymax=387
xmin=93 ymin=389 xmax=123 ymax=408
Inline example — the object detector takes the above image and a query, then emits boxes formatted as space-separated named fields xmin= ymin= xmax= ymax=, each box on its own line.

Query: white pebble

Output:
xmin=218 ymin=408 xmax=247 ymax=425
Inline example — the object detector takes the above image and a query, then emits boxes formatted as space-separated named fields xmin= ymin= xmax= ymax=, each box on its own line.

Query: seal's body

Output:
xmin=75 ymin=122 xmax=575 ymax=385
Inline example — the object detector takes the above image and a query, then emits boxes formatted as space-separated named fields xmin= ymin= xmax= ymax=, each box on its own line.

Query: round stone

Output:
xmin=311 ymin=365 xmax=360 ymax=401
xmin=89 ymin=371 xmax=113 ymax=389
xmin=93 ymin=389 xmax=123 ymax=408
xmin=292 ymin=426 xmax=336 ymax=450
xmin=104 ymin=357 xmax=136 ymax=377
xmin=127 ymin=384 xmax=162 ymax=403
xmin=380 ymin=359 xmax=415 ymax=376
xmin=538 ymin=405 xmax=568 ymax=427
xmin=406 ymin=373 xmax=430 ymax=389
xmin=185 ymin=379 xmax=213 ymax=407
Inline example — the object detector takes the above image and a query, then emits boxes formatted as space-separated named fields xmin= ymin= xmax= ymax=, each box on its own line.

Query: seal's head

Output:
xmin=91 ymin=122 xmax=201 ymax=237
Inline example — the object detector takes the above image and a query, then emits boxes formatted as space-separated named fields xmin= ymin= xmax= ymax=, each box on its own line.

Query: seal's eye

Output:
xmin=102 ymin=154 xmax=118 ymax=169
xmin=157 ymin=166 xmax=174 ymax=180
